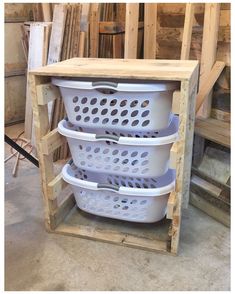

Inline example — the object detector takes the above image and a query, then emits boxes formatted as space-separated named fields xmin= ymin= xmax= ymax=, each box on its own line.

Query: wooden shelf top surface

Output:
xmin=30 ymin=58 xmax=199 ymax=81
xmin=195 ymin=117 xmax=230 ymax=148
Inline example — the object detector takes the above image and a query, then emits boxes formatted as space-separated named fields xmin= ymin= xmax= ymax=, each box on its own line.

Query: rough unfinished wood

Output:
xmin=144 ymin=3 xmax=157 ymax=59
xmin=167 ymin=192 xmax=177 ymax=219
xmin=41 ymin=128 xmax=66 ymax=155
xmin=36 ymin=83 xmax=61 ymax=105
xmin=48 ymin=173 xmax=68 ymax=200
xmin=180 ymin=3 xmax=194 ymax=60
xmin=89 ymin=3 xmax=99 ymax=57
xmin=124 ymin=4 xmax=139 ymax=59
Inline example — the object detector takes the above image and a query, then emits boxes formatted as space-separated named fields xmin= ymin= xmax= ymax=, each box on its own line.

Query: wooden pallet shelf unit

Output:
xmin=30 ymin=58 xmax=199 ymax=255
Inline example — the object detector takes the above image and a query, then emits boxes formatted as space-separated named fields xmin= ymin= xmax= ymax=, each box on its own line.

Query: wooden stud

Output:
xmin=37 ymin=83 xmax=61 ymax=105
xmin=89 ymin=4 xmax=100 ymax=57
xmin=180 ymin=3 xmax=194 ymax=60
xmin=40 ymin=128 xmax=66 ymax=155
xmin=167 ymin=192 xmax=177 ymax=219
xmin=124 ymin=3 xmax=139 ymax=59
xmin=169 ymin=141 xmax=179 ymax=169
xmin=172 ymin=90 xmax=181 ymax=114
xmin=144 ymin=3 xmax=157 ymax=59
xmin=47 ymin=173 xmax=68 ymax=201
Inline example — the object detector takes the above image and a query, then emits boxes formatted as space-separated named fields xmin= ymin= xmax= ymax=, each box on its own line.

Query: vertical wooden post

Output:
xmin=144 ymin=3 xmax=157 ymax=59
xmin=180 ymin=3 xmax=194 ymax=60
xmin=197 ymin=3 xmax=220 ymax=118
xmin=124 ymin=3 xmax=139 ymax=59
xmin=89 ymin=3 xmax=100 ymax=58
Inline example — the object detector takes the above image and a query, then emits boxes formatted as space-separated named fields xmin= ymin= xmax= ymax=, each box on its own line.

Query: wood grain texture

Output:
xmin=124 ymin=3 xmax=139 ymax=58
xmin=144 ymin=3 xmax=157 ymax=59
xmin=180 ymin=3 xmax=194 ymax=59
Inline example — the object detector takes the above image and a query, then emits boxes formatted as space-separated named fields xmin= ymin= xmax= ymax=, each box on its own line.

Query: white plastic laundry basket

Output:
xmin=52 ymin=78 xmax=179 ymax=131
xmin=62 ymin=161 xmax=175 ymax=223
xmin=58 ymin=115 xmax=178 ymax=178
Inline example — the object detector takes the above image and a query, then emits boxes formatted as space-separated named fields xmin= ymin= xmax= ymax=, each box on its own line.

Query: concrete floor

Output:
xmin=5 ymin=124 xmax=230 ymax=291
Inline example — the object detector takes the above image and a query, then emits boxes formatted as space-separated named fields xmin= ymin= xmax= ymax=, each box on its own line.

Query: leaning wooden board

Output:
xmin=29 ymin=58 xmax=199 ymax=254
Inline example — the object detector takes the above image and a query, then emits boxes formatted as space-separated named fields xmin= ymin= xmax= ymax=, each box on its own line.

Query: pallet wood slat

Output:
xmin=144 ymin=3 xmax=157 ymax=59
xmin=198 ymin=3 xmax=221 ymax=117
xmin=36 ymin=83 xmax=61 ymax=105
xmin=30 ymin=58 xmax=199 ymax=254
xmin=167 ymin=192 xmax=177 ymax=219
xmin=196 ymin=61 xmax=225 ymax=112
xmin=89 ymin=3 xmax=99 ymax=57
xmin=172 ymin=91 xmax=181 ymax=114
xmin=180 ymin=3 xmax=194 ymax=60
xmin=124 ymin=3 xmax=139 ymax=59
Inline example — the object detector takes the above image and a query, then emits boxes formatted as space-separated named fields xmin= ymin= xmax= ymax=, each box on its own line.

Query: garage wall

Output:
xmin=4 ymin=3 xmax=33 ymax=125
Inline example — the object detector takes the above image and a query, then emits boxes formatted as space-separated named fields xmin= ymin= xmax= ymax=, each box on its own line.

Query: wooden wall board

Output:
xmin=4 ymin=3 xmax=33 ymax=22
xmin=144 ymin=3 xmax=157 ymax=59
xmin=124 ymin=3 xmax=139 ymax=59
xmin=89 ymin=3 xmax=100 ymax=57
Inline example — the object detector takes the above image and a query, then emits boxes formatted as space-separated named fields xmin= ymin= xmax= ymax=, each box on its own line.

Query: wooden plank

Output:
xmin=41 ymin=128 xmax=66 ymax=155
xmin=172 ymin=90 xmax=181 ymax=114
xmin=198 ymin=3 xmax=220 ymax=117
xmin=144 ymin=3 xmax=157 ymax=59
xmin=48 ymin=173 xmax=68 ymax=200
xmin=124 ymin=3 xmax=139 ymax=58
xmin=47 ymin=4 xmax=67 ymax=64
xmin=78 ymin=32 xmax=85 ymax=57
xmin=30 ymin=58 xmax=199 ymax=81
xmin=169 ymin=141 xmax=179 ymax=169
xmin=89 ymin=3 xmax=100 ymax=57
xmin=180 ymin=3 xmax=194 ymax=60
xmin=190 ymin=192 xmax=230 ymax=227
xmin=167 ymin=192 xmax=176 ymax=219
xmin=25 ymin=23 xmax=51 ymax=139
xmin=196 ymin=61 xmax=225 ymax=113
xmin=36 ymin=83 xmax=61 ymax=105
xmin=211 ymin=108 xmax=230 ymax=123
xmin=99 ymin=21 xmax=144 ymax=34
xmin=41 ymin=3 xmax=52 ymax=22
xmin=194 ymin=118 xmax=230 ymax=147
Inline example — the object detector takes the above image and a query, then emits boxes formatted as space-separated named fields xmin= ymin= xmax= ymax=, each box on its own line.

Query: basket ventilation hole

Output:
xmin=79 ymin=145 xmax=83 ymax=150
xmin=141 ymin=152 xmax=148 ymax=158
xmin=80 ymin=161 xmax=85 ymax=166
xmin=130 ymin=200 xmax=137 ymax=204
xmin=114 ymin=166 xmax=120 ymax=171
xmin=101 ymin=109 xmax=108 ymax=115
xmin=91 ymin=108 xmax=98 ymax=114
xmin=142 ymin=110 xmax=150 ymax=117
xmin=131 ymin=151 xmax=138 ymax=157
xmin=100 ymin=99 xmax=107 ymax=106
xmin=122 ymin=119 xmax=129 ymax=126
xmin=94 ymin=147 xmax=100 ymax=153
xmin=141 ymin=100 xmax=149 ymax=108
xmin=141 ymin=160 xmax=149 ymax=166
xmin=111 ymin=109 xmax=118 ymax=116
xmin=142 ymin=120 xmax=150 ymax=127
xmin=102 ymin=118 xmax=109 ymax=124
xmin=87 ymin=154 xmax=92 ymax=160
xmin=122 ymin=206 xmax=129 ymax=210
xmin=113 ymin=158 xmax=119 ymax=163
xmin=86 ymin=146 xmax=91 ymax=152
xmin=73 ymin=96 xmax=78 ymax=103
xmin=114 ymin=204 xmax=120 ymax=209
xmin=142 ymin=168 xmax=149 ymax=174
xmin=122 ymin=159 xmax=129 ymax=165
xmin=104 ymin=195 xmax=110 ymax=200
xmin=130 ymin=100 xmax=138 ymax=108
xmin=140 ymin=200 xmax=147 ymax=205
xmin=131 ymin=110 xmax=138 ymax=117
xmin=113 ymin=197 xmax=119 ymax=202
xmin=133 ymin=168 xmax=139 ymax=173
xmin=112 ymin=150 xmax=119 ymax=155
xmin=120 ymin=100 xmax=127 ymax=107
xmin=128 ymin=182 xmax=133 ymax=187
xmin=132 ymin=160 xmax=138 ymax=166
xmin=121 ymin=110 xmax=128 ymax=116
xmin=84 ymin=116 xmax=90 ymax=122
xmin=81 ymin=97 xmax=87 ymax=104
xmin=103 ymin=148 xmax=109 ymax=154
xmin=76 ymin=115 xmax=81 ymax=121
xmin=74 ymin=106 xmax=80 ymax=112
xmin=83 ymin=107 xmax=89 ymax=113
xmin=110 ymin=99 xmax=117 ymax=106
xmin=90 ymin=98 xmax=97 ymax=105
xmin=104 ymin=157 xmax=111 ymax=162
xmin=112 ymin=119 xmax=119 ymax=125
xmin=121 ymin=199 xmax=128 ymax=203
xmin=93 ymin=117 xmax=99 ymax=123
xmin=132 ymin=120 xmax=139 ymax=126
xmin=121 ymin=151 xmax=128 ymax=156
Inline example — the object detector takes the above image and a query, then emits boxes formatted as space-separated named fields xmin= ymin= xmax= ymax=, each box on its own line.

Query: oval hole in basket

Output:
xmin=130 ymin=100 xmax=138 ymax=108
xmin=73 ymin=96 xmax=78 ymax=103
xmin=112 ymin=150 xmax=118 ymax=155
xmin=132 ymin=159 xmax=138 ymax=166
xmin=110 ymin=99 xmax=117 ymax=106
xmin=90 ymin=98 xmax=97 ymax=105
xmin=120 ymin=100 xmax=127 ymax=107
xmin=86 ymin=146 xmax=92 ymax=152
xmin=76 ymin=115 xmax=81 ymax=121
xmin=121 ymin=198 xmax=128 ymax=203
xmin=74 ymin=106 xmax=80 ymax=112
xmin=81 ymin=97 xmax=88 ymax=104
xmin=113 ymin=158 xmax=119 ymax=163
xmin=114 ymin=204 xmax=120 ymax=209
xmin=140 ymin=200 xmax=147 ymax=205
xmin=131 ymin=151 xmax=138 ymax=157
xmin=132 ymin=168 xmax=139 ymax=173
xmin=130 ymin=199 xmax=137 ymax=204
xmin=104 ymin=157 xmax=111 ymax=162
xmin=93 ymin=117 xmax=99 ymax=123
xmin=94 ymin=147 xmax=100 ymax=153
xmin=141 ymin=100 xmax=149 ymax=108
xmin=101 ymin=108 xmax=108 ymax=115
xmin=141 ymin=168 xmax=149 ymax=174
xmin=141 ymin=160 xmax=149 ymax=166
xmin=103 ymin=148 xmax=109 ymax=154
xmin=122 ymin=119 xmax=129 ymax=126
xmin=121 ymin=110 xmax=128 ymax=116
xmin=102 ymin=118 xmax=109 ymax=124
xmin=122 ymin=206 xmax=129 ymax=210
xmin=114 ymin=166 xmax=120 ymax=171
xmin=112 ymin=119 xmax=119 ymax=125
xmin=122 ymin=159 xmax=129 ymax=164
xmin=111 ymin=109 xmax=118 ymax=116
xmin=113 ymin=196 xmax=119 ymax=202
xmin=142 ymin=110 xmax=150 ymax=117
xmin=132 ymin=120 xmax=139 ymax=126
xmin=142 ymin=120 xmax=150 ymax=127
xmin=84 ymin=116 xmax=90 ymax=122
xmin=121 ymin=150 xmax=128 ymax=156
xmin=83 ymin=107 xmax=89 ymax=113
xmin=131 ymin=110 xmax=138 ymax=117
xmin=100 ymin=98 xmax=107 ymax=106
xmin=128 ymin=182 xmax=133 ymax=187
xmin=141 ymin=152 xmax=148 ymax=158
xmin=123 ymin=167 xmax=129 ymax=172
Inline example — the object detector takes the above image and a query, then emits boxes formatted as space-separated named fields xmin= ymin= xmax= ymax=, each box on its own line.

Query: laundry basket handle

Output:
xmin=92 ymin=81 xmax=118 ymax=90
xmin=97 ymin=183 xmax=120 ymax=191
xmin=95 ymin=134 xmax=120 ymax=142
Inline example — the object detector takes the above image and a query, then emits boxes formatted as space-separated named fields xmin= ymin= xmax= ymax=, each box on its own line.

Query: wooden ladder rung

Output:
xmin=41 ymin=128 xmax=66 ymax=155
